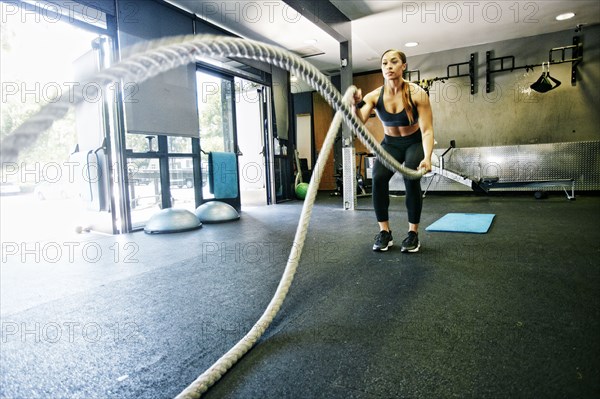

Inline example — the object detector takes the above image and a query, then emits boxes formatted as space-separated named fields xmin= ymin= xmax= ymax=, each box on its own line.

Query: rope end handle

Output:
xmin=343 ymin=85 xmax=359 ymax=104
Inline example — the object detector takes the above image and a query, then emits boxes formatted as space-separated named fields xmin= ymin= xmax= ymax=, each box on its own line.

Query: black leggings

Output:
xmin=372 ymin=132 xmax=424 ymax=224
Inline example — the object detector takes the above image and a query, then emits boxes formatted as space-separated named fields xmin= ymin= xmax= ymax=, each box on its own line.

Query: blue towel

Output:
xmin=208 ymin=152 xmax=238 ymax=199
xmin=426 ymin=213 xmax=496 ymax=234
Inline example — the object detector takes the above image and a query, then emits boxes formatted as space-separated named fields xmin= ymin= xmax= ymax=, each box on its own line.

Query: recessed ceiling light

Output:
xmin=556 ymin=12 xmax=575 ymax=21
xmin=304 ymin=38 xmax=318 ymax=45
xmin=405 ymin=42 xmax=419 ymax=47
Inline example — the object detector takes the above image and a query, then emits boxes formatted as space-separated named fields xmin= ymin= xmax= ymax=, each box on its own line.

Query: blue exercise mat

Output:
xmin=426 ymin=213 xmax=496 ymax=234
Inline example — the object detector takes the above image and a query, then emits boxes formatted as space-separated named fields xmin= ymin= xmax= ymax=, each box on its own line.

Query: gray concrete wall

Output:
xmin=405 ymin=24 xmax=600 ymax=148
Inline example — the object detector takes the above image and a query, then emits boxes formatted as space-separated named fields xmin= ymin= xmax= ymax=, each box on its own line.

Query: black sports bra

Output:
xmin=374 ymin=86 xmax=419 ymax=127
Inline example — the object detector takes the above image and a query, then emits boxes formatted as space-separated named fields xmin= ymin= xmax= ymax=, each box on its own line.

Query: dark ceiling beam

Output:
xmin=280 ymin=0 xmax=351 ymax=43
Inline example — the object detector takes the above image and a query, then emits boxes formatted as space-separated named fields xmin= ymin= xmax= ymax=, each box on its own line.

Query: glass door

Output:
xmin=196 ymin=69 xmax=241 ymax=210
xmin=235 ymin=78 xmax=269 ymax=207
xmin=0 ymin=2 xmax=119 ymax=239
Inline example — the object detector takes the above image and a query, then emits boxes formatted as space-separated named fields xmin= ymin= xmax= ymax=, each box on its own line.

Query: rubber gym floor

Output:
xmin=1 ymin=192 xmax=599 ymax=398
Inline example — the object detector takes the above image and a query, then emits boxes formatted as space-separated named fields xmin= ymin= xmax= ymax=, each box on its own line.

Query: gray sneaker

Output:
xmin=401 ymin=231 xmax=420 ymax=253
xmin=373 ymin=230 xmax=393 ymax=252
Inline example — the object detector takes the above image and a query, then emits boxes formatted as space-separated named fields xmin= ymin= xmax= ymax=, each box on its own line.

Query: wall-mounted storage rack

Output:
xmin=486 ymin=36 xmax=583 ymax=93
xmin=405 ymin=53 xmax=476 ymax=95
xmin=405 ymin=69 xmax=421 ymax=83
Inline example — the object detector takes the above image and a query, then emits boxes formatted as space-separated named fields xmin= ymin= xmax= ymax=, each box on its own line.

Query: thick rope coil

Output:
xmin=0 ymin=35 xmax=426 ymax=398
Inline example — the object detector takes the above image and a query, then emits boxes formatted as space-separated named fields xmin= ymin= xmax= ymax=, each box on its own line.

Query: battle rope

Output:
xmin=0 ymin=35 xmax=426 ymax=397
xmin=175 ymin=89 xmax=352 ymax=398
xmin=1 ymin=35 xmax=425 ymax=180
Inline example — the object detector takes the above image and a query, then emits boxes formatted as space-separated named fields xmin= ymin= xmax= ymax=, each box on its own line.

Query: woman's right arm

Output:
xmin=354 ymin=88 xmax=376 ymax=124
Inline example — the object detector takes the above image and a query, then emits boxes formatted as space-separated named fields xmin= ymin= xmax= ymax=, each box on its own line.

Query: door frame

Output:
xmin=195 ymin=67 xmax=242 ymax=211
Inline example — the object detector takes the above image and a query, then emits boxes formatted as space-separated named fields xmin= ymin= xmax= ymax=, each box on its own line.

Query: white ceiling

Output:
xmin=168 ymin=0 xmax=599 ymax=74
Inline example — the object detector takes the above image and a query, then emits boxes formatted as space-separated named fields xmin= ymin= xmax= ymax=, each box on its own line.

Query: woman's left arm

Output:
xmin=414 ymin=84 xmax=434 ymax=172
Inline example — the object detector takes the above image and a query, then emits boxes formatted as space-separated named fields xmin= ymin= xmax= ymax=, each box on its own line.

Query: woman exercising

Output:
xmin=353 ymin=49 xmax=434 ymax=252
